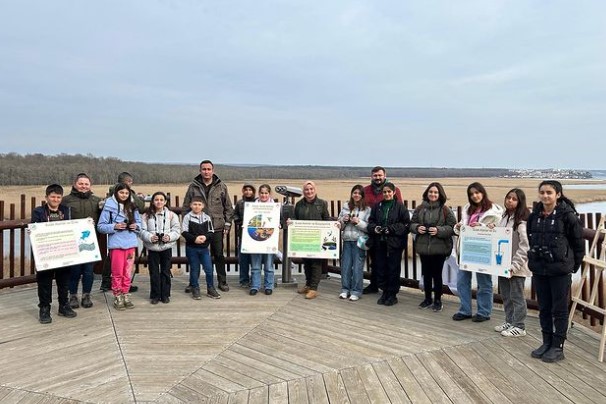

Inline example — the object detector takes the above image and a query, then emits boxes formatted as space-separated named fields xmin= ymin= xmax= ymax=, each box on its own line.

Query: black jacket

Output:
xmin=368 ymin=200 xmax=410 ymax=251
xmin=31 ymin=204 xmax=72 ymax=223
xmin=526 ymin=201 xmax=584 ymax=276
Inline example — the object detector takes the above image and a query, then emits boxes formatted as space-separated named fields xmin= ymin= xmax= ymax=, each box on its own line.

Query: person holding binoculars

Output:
xmin=140 ymin=192 xmax=181 ymax=305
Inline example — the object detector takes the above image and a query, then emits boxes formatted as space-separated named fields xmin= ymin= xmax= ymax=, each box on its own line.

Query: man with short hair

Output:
xmin=183 ymin=160 xmax=234 ymax=291
xmin=362 ymin=166 xmax=403 ymax=294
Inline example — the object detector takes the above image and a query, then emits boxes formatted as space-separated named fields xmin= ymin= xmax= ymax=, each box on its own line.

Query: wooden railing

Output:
xmin=1 ymin=194 xmax=604 ymax=326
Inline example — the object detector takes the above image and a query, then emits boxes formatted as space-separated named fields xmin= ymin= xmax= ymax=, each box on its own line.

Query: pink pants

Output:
xmin=110 ymin=248 xmax=135 ymax=296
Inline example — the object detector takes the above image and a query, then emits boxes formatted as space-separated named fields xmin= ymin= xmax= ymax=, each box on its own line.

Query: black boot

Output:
xmin=39 ymin=306 xmax=52 ymax=324
xmin=377 ymin=292 xmax=388 ymax=305
xmin=218 ymin=276 xmax=229 ymax=292
xmin=58 ymin=304 xmax=77 ymax=318
xmin=542 ymin=336 xmax=565 ymax=363
xmin=531 ymin=332 xmax=552 ymax=359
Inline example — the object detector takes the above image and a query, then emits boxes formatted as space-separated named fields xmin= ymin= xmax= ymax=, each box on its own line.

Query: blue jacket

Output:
xmin=31 ymin=204 xmax=72 ymax=223
xmin=97 ymin=196 xmax=141 ymax=250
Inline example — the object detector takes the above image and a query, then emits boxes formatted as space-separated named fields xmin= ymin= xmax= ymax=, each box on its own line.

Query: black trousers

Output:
xmin=367 ymin=248 xmax=385 ymax=290
xmin=210 ymin=230 xmax=227 ymax=284
xmin=373 ymin=245 xmax=403 ymax=296
xmin=420 ymin=254 xmax=447 ymax=301
xmin=534 ymin=273 xmax=571 ymax=341
xmin=303 ymin=259 xmax=323 ymax=290
xmin=148 ymin=249 xmax=172 ymax=300
xmin=37 ymin=267 xmax=71 ymax=308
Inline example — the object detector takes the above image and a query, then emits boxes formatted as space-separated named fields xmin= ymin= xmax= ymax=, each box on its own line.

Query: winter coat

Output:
xmin=107 ymin=184 xmax=146 ymax=213
xmin=62 ymin=188 xmax=101 ymax=221
xmin=234 ymin=196 xmax=257 ymax=238
xmin=363 ymin=182 xmax=403 ymax=208
xmin=97 ymin=196 xmax=142 ymax=250
xmin=182 ymin=174 xmax=234 ymax=231
xmin=181 ymin=211 xmax=214 ymax=248
xmin=294 ymin=197 xmax=330 ymax=221
xmin=410 ymin=201 xmax=456 ymax=256
xmin=31 ymin=204 xmax=72 ymax=223
xmin=455 ymin=203 xmax=504 ymax=232
xmin=367 ymin=200 xmax=410 ymax=251
xmin=337 ymin=203 xmax=371 ymax=242
xmin=139 ymin=207 xmax=181 ymax=252
xmin=526 ymin=201 xmax=584 ymax=276
xmin=498 ymin=215 xmax=531 ymax=277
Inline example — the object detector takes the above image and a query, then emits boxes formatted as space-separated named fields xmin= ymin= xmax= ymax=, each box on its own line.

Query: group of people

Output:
xmin=32 ymin=163 xmax=584 ymax=363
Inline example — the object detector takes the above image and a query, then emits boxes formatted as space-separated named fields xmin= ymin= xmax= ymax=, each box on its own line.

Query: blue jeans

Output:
xmin=456 ymin=269 xmax=493 ymax=317
xmin=250 ymin=254 xmax=274 ymax=291
xmin=186 ymin=246 xmax=213 ymax=289
xmin=340 ymin=241 xmax=365 ymax=297
xmin=239 ymin=253 xmax=252 ymax=285
xmin=69 ymin=262 xmax=94 ymax=294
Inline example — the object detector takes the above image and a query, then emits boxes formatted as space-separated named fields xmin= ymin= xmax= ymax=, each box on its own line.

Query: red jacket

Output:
xmin=363 ymin=183 xmax=403 ymax=207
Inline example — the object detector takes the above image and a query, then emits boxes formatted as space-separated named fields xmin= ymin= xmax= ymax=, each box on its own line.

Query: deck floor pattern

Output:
xmin=1 ymin=276 xmax=605 ymax=403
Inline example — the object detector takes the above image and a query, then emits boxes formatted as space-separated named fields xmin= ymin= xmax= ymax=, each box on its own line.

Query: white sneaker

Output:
xmin=339 ymin=292 xmax=348 ymax=299
xmin=494 ymin=322 xmax=511 ymax=332
xmin=501 ymin=326 xmax=526 ymax=337
xmin=349 ymin=295 xmax=359 ymax=301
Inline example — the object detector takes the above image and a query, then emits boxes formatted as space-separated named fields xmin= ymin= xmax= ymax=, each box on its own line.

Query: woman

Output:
xmin=249 ymin=184 xmax=277 ymax=296
xmin=97 ymin=183 xmax=142 ymax=310
xmin=337 ymin=185 xmax=371 ymax=301
xmin=410 ymin=182 xmax=456 ymax=312
xmin=527 ymin=180 xmax=584 ymax=363
xmin=139 ymin=192 xmax=181 ymax=304
xmin=452 ymin=182 xmax=503 ymax=322
xmin=494 ymin=189 xmax=531 ymax=337
xmin=367 ymin=182 xmax=410 ymax=306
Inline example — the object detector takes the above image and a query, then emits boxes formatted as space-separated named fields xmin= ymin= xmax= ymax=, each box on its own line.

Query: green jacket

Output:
xmin=62 ymin=188 xmax=101 ymax=221
xmin=182 ymin=174 xmax=234 ymax=231
xmin=410 ymin=201 xmax=456 ymax=256
xmin=294 ymin=197 xmax=330 ymax=221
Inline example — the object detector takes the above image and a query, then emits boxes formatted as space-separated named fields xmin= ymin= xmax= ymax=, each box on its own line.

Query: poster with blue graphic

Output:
xmin=458 ymin=225 xmax=513 ymax=277
xmin=240 ymin=202 xmax=281 ymax=254
xmin=28 ymin=218 xmax=101 ymax=271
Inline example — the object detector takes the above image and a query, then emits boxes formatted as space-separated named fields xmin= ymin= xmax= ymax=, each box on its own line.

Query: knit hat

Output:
xmin=242 ymin=183 xmax=256 ymax=193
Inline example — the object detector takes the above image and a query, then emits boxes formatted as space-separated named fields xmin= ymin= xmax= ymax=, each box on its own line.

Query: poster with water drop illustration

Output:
xmin=458 ymin=225 xmax=514 ymax=277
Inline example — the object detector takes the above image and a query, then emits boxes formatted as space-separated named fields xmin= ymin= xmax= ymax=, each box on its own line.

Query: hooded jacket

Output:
xmin=337 ymin=203 xmax=371 ymax=242
xmin=182 ymin=174 xmax=234 ymax=231
xmin=368 ymin=200 xmax=410 ymax=251
xmin=526 ymin=201 xmax=584 ymax=276
xmin=97 ymin=196 xmax=142 ymax=250
xmin=62 ymin=187 xmax=101 ymax=221
xmin=410 ymin=201 xmax=456 ymax=256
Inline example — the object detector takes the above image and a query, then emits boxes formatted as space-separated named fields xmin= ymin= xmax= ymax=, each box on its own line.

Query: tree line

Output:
xmin=0 ymin=153 xmax=514 ymax=185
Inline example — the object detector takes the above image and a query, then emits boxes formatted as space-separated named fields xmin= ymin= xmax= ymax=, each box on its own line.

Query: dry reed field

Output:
xmin=1 ymin=177 xmax=605 ymax=218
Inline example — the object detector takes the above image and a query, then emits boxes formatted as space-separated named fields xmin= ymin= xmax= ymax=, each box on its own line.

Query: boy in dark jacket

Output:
xmin=31 ymin=184 xmax=78 ymax=324
xmin=233 ymin=184 xmax=256 ymax=287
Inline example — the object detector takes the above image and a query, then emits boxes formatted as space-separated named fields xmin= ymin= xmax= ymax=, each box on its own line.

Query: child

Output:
xmin=32 ymin=184 xmax=77 ymax=324
xmin=62 ymin=173 xmax=101 ymax=309
xmin=97 ymin=183 xmax=142 ymax=310
xmin=527 ymin=180 xmax=584 ymax=362
xmin=139 ymin=192 xmax=181 ymax=304
xmin=249 ymin=184 xmax=276 ymax=296
xmin=182 ymin=196 xmax=220 ymax=299
xmin=453 ymin=182 xmax=503 ymax=322
xmin=233 ymin=184 xmax=256 ymax=287
xmin=494 ymin=189 xmax=531 ymax=337
xmin=337 ymin=185 xmax=371 ymax=301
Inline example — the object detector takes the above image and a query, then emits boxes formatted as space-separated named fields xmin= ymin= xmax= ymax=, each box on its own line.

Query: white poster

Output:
xmin=287 ymin=220 xmax=340 ymax=259
xmin=458 ymin=225 xmax=513 ymax=277
xmin=28 ymin=218 xmax=101 ymax=271
xmin=240 ymin=202 xmax=281 ymax=254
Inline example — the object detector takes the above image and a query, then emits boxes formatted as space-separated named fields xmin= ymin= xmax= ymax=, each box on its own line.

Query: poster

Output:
xmin=240 ymin=202 xmax=281 ymax=254
xmin=28 ymin=218 xmax=101 ymax=271
xmin=458 ymin=225 xmax=513 ymax=277
xmin=287 ymin=220 xmax=340 ymax=259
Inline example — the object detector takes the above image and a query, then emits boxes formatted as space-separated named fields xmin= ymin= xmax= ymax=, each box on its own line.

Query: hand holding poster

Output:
xmin=287 ymin=220 xmax=340 ymax=259
xmin=28 ymin=218 xmax=101 ymax=271
xmin=458 ymin=225 xmax=513 ymax=277
xmin=240 ymin=201 xmax=281 ymax=254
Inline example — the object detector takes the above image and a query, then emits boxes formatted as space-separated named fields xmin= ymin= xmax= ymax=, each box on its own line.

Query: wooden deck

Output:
xmin=1 ymin=276 xmax=605 ymax=404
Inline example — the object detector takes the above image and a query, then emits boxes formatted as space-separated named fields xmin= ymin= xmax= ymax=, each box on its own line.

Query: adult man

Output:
xmin=183 ymin=160 xmax=234 ymax=291
xmin=362 ymin=166 xmax=403 ymax=294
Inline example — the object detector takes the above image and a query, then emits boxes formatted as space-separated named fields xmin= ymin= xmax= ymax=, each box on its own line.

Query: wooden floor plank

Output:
xmin=248 ymin=385 xmax=268 ymax=404
xmin=356 ymin=362 xmax=395 ymax=404
xmin=287 ymin=378 xmax=309 ymax=404
xmin=339 ymin=367 xmax=370 ymax=404
xmin=227 ymin=389 xmax=249 ymax=404
xmin=305 ymin=373 xmax=329 ymax=404
xmin=371 ymin=360 xmax=411 ymax=404
xmin=268 ymin=382 xmax=289 ymax=404
xmin=397 ymin=355 xmax=451 ymax=404
xmin=322 ymin=370 xmax=350 ymax=404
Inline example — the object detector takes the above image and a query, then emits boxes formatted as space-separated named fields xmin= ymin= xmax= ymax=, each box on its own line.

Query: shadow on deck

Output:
xmin=1 ymin=276 xmax=605 ymax=403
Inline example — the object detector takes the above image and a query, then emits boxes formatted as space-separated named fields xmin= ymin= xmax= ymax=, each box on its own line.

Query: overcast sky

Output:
xmin=1 ymin=1 xmax=605 ymax=169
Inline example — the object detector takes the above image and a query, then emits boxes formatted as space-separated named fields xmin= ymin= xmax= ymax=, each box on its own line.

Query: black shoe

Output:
xmin=384 ymin=296 xmax=398 ymax=306
xmin=265 ymin=289 xmax=273 ymax=295
xmin=192 ymin=287 xmax=202 ymax=300
xmin=58 ymin=304 xmax=77 ymax=318
xmin=39 ymin=306 xmax=52 ymax=324
xmin=363 ymin=285 xmax=379 ymax=295
xmin=207 ymin=287 xmax=221 ymax=299
xmin=472 ymin=314 xmax=490 ymax=323
xmin=419 ymin=298 xmax=432 ymax=309
xmin=377 ymin=294 xmax=387 ymax=305
xmin=81 ymin=293 xmax=93 ymax=308
xmin=452 ymin=313 xmax=472 ymax=321
xmin=432 ymin=300 xmax=443 ymax=312
xmin=161 ymin=297 xmax=170 ymax=304
xmin=185 ymin=285 xmax=193 ymax=293
xmin=541 ymin=347 xmax=565 ymax=363
xmin=531 ymin=343 xmax=551 ymax=359
xmin=100 ymin=283 xmax=111 ymax=292
xmin=151 ymin=298 xmax=159 ymax=305
xmin=218 ymin=283 xmax=230 ymax=292
xmin=129 ymin=285 xmax=138 ymax=293
xmin=250 ymin=289 xmax=258 ymax=296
